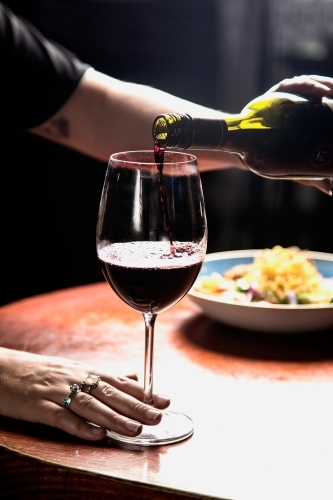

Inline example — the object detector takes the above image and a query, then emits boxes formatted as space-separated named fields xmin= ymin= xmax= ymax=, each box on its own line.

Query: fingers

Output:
xmin=40 ymin=385 xmax=161 ymax=441
xmin=42 ymin=400 xmax=108 ymax=441
xmin=308 ymin=75 xmax=333 ymax=95
xmin=47 ymin=375 xmax=170 ymax=441
xmin=66 ymin=390 xmax=148 ymax=438
xmin=52 ymin=382 xmax=165 ymax=441
xmin=265 ymin=77 xmax=333 ymax=195
xmin=297 ymin=178 xmax=333 ymax=196
xmin=0 ymin=349 xmax=172 ymax=442
xmin=267 ymin=75 xmax=333 ymax=98
xmin=101 ymin=374 xmax=170 ymax=409
xmin=86 ymin=382 xmax=163 ymax=424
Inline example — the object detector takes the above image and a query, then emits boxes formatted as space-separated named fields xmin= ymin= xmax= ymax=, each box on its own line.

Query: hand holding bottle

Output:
xmin=153 ymin=75 xmax=333 ymax=195
xmin=267 ymin=75 xmax=333 ymax=99
xmin=267 ymin=74 xmax=333 ymax=195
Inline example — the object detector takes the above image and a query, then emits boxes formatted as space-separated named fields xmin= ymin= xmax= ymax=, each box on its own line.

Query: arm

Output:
xmin=30 ymin=70 xmax=333 ymax=195
xmin=0 ymin=2 xmax=239 ymax=170
xmin=29 ymin=68 xmax=244 ymax=171
xmin=3 ymin=2 xmax=330 ymax=186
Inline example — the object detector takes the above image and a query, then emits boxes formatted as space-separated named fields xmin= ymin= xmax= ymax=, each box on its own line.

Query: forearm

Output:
xmin=30 ymin=68 xmax=243 ymax=171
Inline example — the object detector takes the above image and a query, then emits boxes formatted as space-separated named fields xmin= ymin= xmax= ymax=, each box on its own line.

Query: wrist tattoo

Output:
xmin=39 ymin=115 xmax=70 ymax=139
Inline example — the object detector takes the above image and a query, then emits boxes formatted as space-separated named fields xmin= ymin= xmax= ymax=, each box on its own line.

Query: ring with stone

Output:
xmin=63 ymin=383 xmax=81 ymax=409
xmin=81 ymin=374 xmax=101 ymax=394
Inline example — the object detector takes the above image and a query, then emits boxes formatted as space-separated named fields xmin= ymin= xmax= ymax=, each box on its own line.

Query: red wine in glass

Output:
xmin=99 ymin=241 xmax=203 ymax=314
xmin=96 ymin=150 xmax=207 ymax=446
xmin=154 ymin=140 xmax=174 ymax=253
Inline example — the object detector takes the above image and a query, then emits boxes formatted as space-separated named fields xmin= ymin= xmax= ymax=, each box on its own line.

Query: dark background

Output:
xmin=2 ymin=0 xmax=333 ymax=305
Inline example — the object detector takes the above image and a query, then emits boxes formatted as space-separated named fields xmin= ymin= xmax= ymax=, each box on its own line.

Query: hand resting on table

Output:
xmin=0 ymin=347 xmax=170 ymax=441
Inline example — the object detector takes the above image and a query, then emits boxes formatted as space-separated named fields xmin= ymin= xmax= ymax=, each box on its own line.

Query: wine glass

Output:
xmin=96 ymin=150 xmax=207 ymax=446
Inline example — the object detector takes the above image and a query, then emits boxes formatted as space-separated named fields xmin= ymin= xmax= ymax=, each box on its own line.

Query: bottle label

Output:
xmin=311 ymin=143 xmax=333 ymax=168
xmin=306 ymin=98 xmax=333 ymax=169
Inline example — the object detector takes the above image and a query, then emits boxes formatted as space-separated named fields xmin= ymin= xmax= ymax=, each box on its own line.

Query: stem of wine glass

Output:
xmin=142 ymin=312 xmax=157 ymax=405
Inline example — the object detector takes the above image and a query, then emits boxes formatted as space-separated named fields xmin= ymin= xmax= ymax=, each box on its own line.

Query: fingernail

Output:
xmin=125 ymin=420 xmax=142 ymax=432
xmin=146 ymin=408 xmax=162 ymax=421
xmin=154 ymin=394 xmax=170 ymax=406
xmin=321 ymin=189 xmax=333 ymax=196
xmin=316 ymin=83 xmax=331 ymax=91
xmin=126 ymin=373 xmax=139 ymax=381
xmin=91 ymin=426 xmax=106 ymax=436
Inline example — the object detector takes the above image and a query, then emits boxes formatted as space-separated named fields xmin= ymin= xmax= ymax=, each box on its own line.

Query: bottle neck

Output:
xmin=152 ymin=92 xmax=333 ymax=151
xmin=152 ymin=114 xmax=227 ymax=149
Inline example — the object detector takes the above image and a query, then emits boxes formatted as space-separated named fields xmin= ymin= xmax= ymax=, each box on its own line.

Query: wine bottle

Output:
xmin=152 ymin=92 xmax=333 ymax=180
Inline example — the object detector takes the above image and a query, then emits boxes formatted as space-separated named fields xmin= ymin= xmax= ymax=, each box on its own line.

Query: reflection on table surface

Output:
xmin=1 ymin=282 xmax=333 ymax=500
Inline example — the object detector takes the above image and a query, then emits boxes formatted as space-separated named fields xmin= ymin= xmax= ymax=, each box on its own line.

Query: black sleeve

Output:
xmin=0 ymin=2 xmax=91 ymax=132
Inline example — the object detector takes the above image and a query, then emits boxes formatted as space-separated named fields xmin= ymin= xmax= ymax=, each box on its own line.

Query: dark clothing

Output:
xmin=0 ymin=2 xmax=89 ymax=132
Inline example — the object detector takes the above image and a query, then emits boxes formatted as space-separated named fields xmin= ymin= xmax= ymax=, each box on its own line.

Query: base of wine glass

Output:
xmin=106 ymin=410 xmax=194 ymax=447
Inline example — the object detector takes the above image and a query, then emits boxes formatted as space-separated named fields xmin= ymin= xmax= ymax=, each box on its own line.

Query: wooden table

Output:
xmin=1 ymin=282 xmax=333 ymax=500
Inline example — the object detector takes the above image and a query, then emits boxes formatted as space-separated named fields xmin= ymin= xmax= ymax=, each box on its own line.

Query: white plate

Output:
xmin=188 ymin=250 xmax=333 ymax=333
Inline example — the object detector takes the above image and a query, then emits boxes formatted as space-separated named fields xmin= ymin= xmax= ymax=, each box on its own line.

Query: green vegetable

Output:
xmin=235 ymin=279 xmax=250 ymax=292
